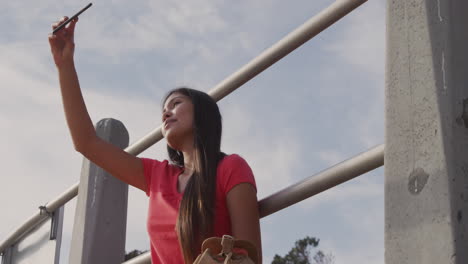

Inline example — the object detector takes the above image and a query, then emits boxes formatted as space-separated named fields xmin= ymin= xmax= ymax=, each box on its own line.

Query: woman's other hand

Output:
xmin=48 ymin=16 xmax=78 ymax=67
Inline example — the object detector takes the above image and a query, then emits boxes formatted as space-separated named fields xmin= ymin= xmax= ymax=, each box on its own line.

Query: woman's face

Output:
xmin=161 ymin=92 xmax=194 ymax=150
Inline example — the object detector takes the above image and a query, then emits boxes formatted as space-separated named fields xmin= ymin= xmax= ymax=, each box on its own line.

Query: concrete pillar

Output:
xmin=69 ymin=118 xmax=129 ymax=264
xmin=385 ymin=0 xmax=468 ymax=263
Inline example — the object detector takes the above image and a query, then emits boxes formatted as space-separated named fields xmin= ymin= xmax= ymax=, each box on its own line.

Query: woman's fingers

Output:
xmin=49 ymin=16 xmax=79 ymax=67
xmin=49 ymin=18 xmax=68 ymax=48
xmin=68 ymin=18 xmax=78 ymax=32
xmin=52 ymin=16 xmax=67 ymax=29
xmin=51 ymin=15 xmax=79 ymax=44
xmin=52 ymin=21 xmax=59 ymax=31
xmin=51 ymin=16 xmax=74 ymax=36
xmin=60 ymin=16 xmax=69 ymax=26
xmin=48 ymin=34 xmax=59 ymax=53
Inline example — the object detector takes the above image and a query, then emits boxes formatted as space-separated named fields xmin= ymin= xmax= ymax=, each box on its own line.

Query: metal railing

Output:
xmin=0 ymin=0 xmax=372 ymax=262
xmin=259 ymin=144 xmax=384 ymax=218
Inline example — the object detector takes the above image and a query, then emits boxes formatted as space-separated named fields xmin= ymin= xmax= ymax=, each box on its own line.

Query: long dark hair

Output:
xmin=163 ymin=87 xmax=225 ymax=263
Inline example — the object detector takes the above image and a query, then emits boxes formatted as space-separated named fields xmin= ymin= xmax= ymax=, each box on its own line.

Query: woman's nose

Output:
xmin=163 ymin=111 xmax=172 ymax=121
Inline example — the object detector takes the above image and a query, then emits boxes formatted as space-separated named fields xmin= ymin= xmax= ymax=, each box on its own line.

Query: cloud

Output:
xmin=320 ymin=231 xmax=384 ymax=264
xmin=317 ymin=150 xmax=348 ymax=167
xmin=220 ymin=103 xmax=302 ymax=199
xmin=318 ymin=0 xmax=386 ymax=150
xmin=324 ymin=0 xmax=386 ymax=77
xmin=74 ymin=0 xmax=228 ymax=60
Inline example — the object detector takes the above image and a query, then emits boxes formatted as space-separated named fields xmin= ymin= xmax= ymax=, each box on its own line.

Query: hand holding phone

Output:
xmin=49 ymin=3 xmax=92 ymax=67
xmin=52 ymin=3 xmax=92 ymax=34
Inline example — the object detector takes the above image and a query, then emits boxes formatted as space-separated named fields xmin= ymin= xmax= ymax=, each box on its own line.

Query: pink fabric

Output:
xmin=140 ymin=154 xmax=256 ymax=264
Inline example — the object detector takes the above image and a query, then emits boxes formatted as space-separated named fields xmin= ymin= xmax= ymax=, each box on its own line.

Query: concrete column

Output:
xmin=69 ymin=118 xmax=129 ymax=264
xmin=385 ymin=0 xmax=468 ymax=264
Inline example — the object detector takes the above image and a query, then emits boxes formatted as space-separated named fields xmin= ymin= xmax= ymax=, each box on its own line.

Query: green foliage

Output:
xmin=124 ymin=249 xmax=148 ymax=261
xmin=272 ymin=236 xmax=334 ymax=264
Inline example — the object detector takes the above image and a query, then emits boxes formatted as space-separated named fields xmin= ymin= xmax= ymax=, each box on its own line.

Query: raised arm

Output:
xmin=48 ymin=17 xmax=147 ymax=192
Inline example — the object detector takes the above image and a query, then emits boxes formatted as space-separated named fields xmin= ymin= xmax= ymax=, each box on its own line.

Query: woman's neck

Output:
xmin=182 ymin=149 xmax=195 ymax=172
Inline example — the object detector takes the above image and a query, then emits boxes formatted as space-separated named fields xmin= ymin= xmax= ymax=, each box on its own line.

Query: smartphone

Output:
xmin=53 ymin=3 xmax=92 ymax=34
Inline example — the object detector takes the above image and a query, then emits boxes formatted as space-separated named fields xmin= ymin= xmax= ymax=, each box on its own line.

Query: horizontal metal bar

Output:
xmin=0 ymin=184 xmax=78 ymax=253
xmin=259 ymin=144 xmax=384 ymax=218
xmin=1 ymin=0 xmax=368 ymax=257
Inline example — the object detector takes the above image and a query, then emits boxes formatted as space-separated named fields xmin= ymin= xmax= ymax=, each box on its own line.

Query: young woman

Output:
xmin=48 ymin=17 xmax=262 ymax=263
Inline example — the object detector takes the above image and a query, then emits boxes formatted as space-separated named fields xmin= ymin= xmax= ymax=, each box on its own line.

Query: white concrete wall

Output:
xmin=385 ymin=0 xmax=468 ymax=263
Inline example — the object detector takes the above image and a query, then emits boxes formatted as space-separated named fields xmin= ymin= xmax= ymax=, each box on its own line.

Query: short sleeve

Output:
xmin=140 ymin=157 xmax=163 ymax=197
xmin=220 ymin=154 xmax=257 ymax=195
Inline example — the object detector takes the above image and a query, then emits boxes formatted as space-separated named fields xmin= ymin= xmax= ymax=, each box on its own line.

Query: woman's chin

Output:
xmin=165 ymin=135 xmax=181 ymax=150
xmin=164 ymin=129 xmax=193 ymax=151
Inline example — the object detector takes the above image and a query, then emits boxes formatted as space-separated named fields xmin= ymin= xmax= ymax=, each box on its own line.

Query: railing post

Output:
xmin=385 ymin=0 xmax=468 ymax=263
xmin=69 ymin=118 xmax=129 ymax=264
xmin=1 ymin=247 xmax=12 ymax=264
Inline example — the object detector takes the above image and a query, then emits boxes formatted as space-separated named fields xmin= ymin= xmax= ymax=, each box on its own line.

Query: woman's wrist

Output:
xmin=57 ymin=58 xmax=75 ymax=72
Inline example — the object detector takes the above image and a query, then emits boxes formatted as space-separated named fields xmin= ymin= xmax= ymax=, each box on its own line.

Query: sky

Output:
xmin=0 ymin=0 xmax=385 ymax=263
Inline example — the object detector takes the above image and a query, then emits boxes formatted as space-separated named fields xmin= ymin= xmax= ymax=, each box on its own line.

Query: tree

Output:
xmin=272 ymin=236 xmax=334 ymax=264
xmin=124 ymin=249 xmax=148 ymax=261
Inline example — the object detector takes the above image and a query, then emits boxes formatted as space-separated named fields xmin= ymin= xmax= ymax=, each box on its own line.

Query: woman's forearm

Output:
xmin=57 ymin=60 xmax=96 ymax=153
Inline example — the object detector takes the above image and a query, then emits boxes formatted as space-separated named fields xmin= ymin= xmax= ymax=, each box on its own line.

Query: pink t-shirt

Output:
xmin=140 ymin=154 xmax=256 ymax=264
